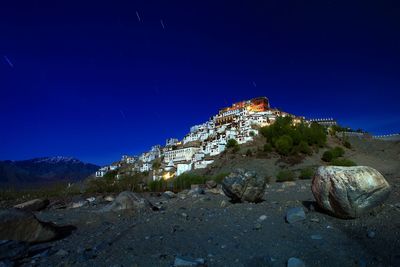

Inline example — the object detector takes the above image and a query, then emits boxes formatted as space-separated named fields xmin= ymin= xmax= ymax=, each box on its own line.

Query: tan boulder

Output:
xmin=312 ymin=166 xmax=391 ymax=218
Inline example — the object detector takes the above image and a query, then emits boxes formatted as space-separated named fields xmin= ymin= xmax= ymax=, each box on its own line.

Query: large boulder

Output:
xmin=0 ymin=209 xmax=59 ymax=243
xmin=101 ymin=191 xmax=152 ymax=212
xmin=222 ymin=169 xmax=267 ymax=203
xmin=14 ymin=199 xmax=49 ymax=212
xmin=312 ymin=166 xmax=391 ymax=218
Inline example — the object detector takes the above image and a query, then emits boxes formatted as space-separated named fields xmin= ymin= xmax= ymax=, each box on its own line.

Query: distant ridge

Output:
xmin=0 ymin=157 xmax=99 ymax=187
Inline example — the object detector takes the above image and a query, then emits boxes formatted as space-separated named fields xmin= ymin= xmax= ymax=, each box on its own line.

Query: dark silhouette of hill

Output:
xmin=0 ymin=157 xmax=99 ymax=187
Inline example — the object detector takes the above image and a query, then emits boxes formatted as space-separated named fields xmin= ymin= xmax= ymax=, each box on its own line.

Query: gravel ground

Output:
xmin=18 ymin=175 xmax=400 ymax=267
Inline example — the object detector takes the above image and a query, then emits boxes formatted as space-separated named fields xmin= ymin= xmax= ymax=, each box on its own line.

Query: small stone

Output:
xmin=253 ymin=223 xmax=262 ymax=230
xmin=286 ymin=207 xmax=306 ymax=224
xmin=174 ymin=256 xmax=205 ymax=266
xmin=310 ymin=218 xmax=320 ymax=223
xmin=287 ymin=257 xmax=305 ymax=267
xmin=55 ymin=249 xmax=69 ymax=257
xmin=311 ymin=234 xmax=323 ymax=240
xmin=367 ymin=231 xmax=376 ymax=239
xmin=181 ymin=213 xmax=188 ymax=219
xmin=258 ymin=215 xmax=267 ymax=221
xmin=163 ymin=191 xmax=176 ymax=199
xmin=104 ymin=196 xmax=115 ymax=202
xmin=220 ymin=200 xmax=228 ymax=208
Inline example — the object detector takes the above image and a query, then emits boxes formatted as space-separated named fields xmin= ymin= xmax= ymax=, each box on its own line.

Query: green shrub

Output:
xmin=232 ymin=145 xmax=240 ymax=153
xmin=274 ymin=135 xmax=293 ymax=156
xmin=343 ymin=141 xmax=352 ymax=149
xmin=276 ymin=170 xmax=296 ymax=182
xmin=259 ymin=116 xmax=327 ymax=156
xmin=226 ymin=139 xmax=238 ymax=148
xmin=331 ymin=146 xmax=345 ymax=158
xmin=322 ymin=150 xmax=334 ymax=162
xmin=330 ymin=158 xmax=357 ymax=166
xmin=296 ymin=140 xmax=312 ymax=155
xmin=249 ymin=131 xmax=255 ymax=137
xmin=299 ymin=168 xmax=315 ymax=180
xmin=212 ymin=173 xmax=229 ymax=184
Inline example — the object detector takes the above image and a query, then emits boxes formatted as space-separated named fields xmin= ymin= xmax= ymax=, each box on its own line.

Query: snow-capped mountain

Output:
xmin=0 ymin=157 xmax=99 ymax=187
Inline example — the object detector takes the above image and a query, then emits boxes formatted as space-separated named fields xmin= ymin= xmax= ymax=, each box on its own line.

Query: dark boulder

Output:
xmin=222 ymin=169 xmax=266 ymax=203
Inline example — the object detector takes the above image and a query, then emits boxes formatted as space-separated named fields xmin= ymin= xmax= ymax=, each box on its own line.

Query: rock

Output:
xmin=312 ymin=166 xmax=391 ymax=218
xmin=286 ymin=207 xmax=306 ymax=224
xmin=100 ymin=191 xmax=151 ymax=212
xmin=311 ymin=234 xmax=323 ymax=240
xmin=0 ymin=209 xmax=60 ymax=243
xmin=220 ymin=200 xmax=228 ymax=208
xmin=163 ymin=191 xmax=176 ymax=199
xmin=104 ymin=196 xmax=115 ymax=202
xmin=205 ymin=180 xmax=217 ymax=189
xmin=258 ymin=215 xmax=267 ymax=221
xmin=206 ymin=188 xmax=223 ymax=195
xmin=14 ymin=199 xmax=49 ymax=212
xmin=86 ymin=197 xmax=96 ymax=203
xmin=253 ymin=223 xmax=262 ymax=230
xmin=69 ymin=201 xmax=88 ymax=209
xmin=174 ymin=256 xmax=205 ymax=266
xmin=55 ymin=249 xmax=69 ymax=257
xmin=48 ymin=200 xmax=67 ymax=210
xmin=367 ymin=230 xmax=376 ymax=239
xmin=222 ymin=169 xmax=267 ymax=203
xmin=287 ymin=257 xmax=305 ymax=267
xmin=188 ymin=187 xmax=205 ymax=196
xmin=0 ymin=240 xmax=29 ymax=260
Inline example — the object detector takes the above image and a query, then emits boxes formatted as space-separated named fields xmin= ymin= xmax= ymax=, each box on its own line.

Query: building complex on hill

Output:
xmin=95 ymin=97 xmax=314 ymax=180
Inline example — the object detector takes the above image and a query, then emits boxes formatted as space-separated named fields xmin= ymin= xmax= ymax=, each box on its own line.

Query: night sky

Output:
xmin=1 ymin=1 xmax=399 ymax=165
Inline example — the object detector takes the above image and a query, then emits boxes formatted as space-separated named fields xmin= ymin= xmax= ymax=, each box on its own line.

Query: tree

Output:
xmin=274 ymin=135 xmax=293 ymax=156
xmin=226 ymin=139 xmax=238 ymax=148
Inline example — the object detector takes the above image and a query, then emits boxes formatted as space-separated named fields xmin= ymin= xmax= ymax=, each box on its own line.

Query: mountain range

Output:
xmin=0 ymin=156 xmax=99 ymax=187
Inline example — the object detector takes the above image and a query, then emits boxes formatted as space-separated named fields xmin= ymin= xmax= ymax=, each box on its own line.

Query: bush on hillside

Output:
xmin=322 ymin=150 xmax=334 ymax=162
xmin=343 ymin=141 xmax=352 ymax=149
xmin=331 ymin=146 xmax=345 ymax=158
xmin=295 ymin=140 xmax=312 ymax=155
xmin=276 ymin=170 xmax=296 ymax=182
xmin=299 ymin=168 xmax=315 ymax=180
xmin=274 ymin=135 xmax=293 ymax=156
xmin=226 ymin=139 xmax=238 ymax=148
xmin=260 ymin=116 xmax=327 ymax=156
xmin=331 ymin=158 xmax=357 ymax=167
xmin=322 ymin=146 xmax=345 ymax=162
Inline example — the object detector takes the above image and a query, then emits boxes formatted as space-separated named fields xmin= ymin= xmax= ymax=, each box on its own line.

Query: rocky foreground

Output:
xmin=1 ymin=169 xmax=400 ymax=267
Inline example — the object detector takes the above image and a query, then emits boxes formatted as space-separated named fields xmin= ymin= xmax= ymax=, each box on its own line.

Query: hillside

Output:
xmin=192 ymin=135 xmax=400 ymax=182
xmin=0 ymin=157 xmax=99 ymax=187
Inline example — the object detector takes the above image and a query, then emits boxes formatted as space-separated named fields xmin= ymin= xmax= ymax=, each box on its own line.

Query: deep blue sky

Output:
xmin=1 ymin=1 xmax=399 ymax=165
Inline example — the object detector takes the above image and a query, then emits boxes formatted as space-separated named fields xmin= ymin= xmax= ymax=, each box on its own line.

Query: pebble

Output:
xmin=287 ymin=257 xmax=306 ymax=267
xmin=258 ymin=215 xmax=267 ymax=221
xmin=220 ymin=200 xmax=228 ymax=208
xmin=174 ymin=256 xmax=205 ymax=266
xmin=286 ymin=207 xmax=306 ymax=224
xmin=253 ymin=223 xmax=262 ymax=230
xmin=367 ymin=231 xmax=376 ymax=239
xmin=311 ymin=234 xmax=323 ymax=240
xmin=55 ymin=249 xmax=69 ymax=257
